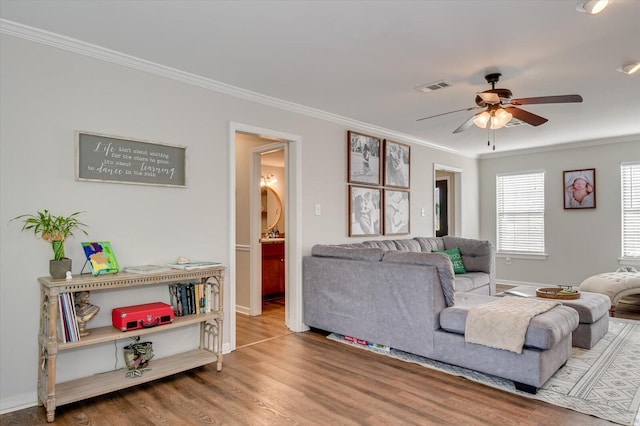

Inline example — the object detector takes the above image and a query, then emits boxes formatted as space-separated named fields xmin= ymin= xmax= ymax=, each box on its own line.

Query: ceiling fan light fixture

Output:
xmin=576 ymin=0 xmax=610 ymax=15
xmin=473 ymin=111 xmax=491 ymax=128
xmin=489 ymin=108 xmax=513 ymax=130
xmin=617 ymin=62 xmax=640 ymax=75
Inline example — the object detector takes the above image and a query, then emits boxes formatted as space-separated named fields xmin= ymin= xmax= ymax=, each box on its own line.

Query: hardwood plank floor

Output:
xmin=236 ymin=297 xmax=292 ymax=348
xmin=3 ymin=292 xmax=638 ymax=425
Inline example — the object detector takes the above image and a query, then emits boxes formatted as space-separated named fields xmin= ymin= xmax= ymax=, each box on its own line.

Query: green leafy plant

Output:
xmin=124 ymin=336 xmax=154 ymax=378
xmin=12 ymin=210 xmax=88 ymax=260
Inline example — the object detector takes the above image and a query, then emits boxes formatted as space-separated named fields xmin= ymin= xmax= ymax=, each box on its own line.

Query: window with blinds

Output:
xmin=622 ymin=162 xmax=640 ymax=259
xmin=496 ymin=171 xmax=545 ymax=254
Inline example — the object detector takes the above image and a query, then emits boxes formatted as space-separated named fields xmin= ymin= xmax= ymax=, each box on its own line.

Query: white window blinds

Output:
xmin=622 ymin=162 xmax=640 ymax=258
xmin=496 ymin=171 xmax=545 ymax=254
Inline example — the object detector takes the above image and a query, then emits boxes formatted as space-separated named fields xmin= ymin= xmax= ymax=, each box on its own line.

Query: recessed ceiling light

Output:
xmin=576 ymin=0 xmax=611 ymax=15
xmin=617 ymin=62 xmax=640 ymax=75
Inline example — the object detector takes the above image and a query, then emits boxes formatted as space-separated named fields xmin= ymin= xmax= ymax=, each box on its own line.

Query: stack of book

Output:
xmin=167 ymin=261 xmax=220 ymax=270
xmin=58 ymin=293 xmax=80 ymax=343
xmin=168 ymin=282 xmax=214 ymax=316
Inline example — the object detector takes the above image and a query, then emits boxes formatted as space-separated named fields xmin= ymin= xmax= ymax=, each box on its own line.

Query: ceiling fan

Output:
xmin=417 ymin=73 xmax=583 ymax=134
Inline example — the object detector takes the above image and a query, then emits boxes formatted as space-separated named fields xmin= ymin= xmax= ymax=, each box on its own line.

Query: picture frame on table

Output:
xmin=348 ymin=185 xmax=382 ymax=237
xmin=383 ymin=140 xmax=410 ymax=189
xmin=384 ymin=189 xmax=410 ymax=235
xmin=563 ymin=168 xmax=596 ymax=209
xmin=347 ymin=131 xmax=381 ymax=186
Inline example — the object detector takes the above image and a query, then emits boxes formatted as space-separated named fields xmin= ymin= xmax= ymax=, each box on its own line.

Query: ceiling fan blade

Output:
xmin=505 ymin=106 xmax=548 ymax=126
xmin=477 ymin=92 xmax=500 ymax=104
xmin=509 ymin=94 xmax=583 ymax=106
xmin=417 ymin=106 xmax=482 ymax=122
xmin=452 ymin=113 xmax=480 ymax=134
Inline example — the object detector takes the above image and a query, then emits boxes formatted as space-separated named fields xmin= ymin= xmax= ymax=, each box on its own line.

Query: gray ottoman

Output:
xmin=504 ymin=286 xmax=610 ymax=349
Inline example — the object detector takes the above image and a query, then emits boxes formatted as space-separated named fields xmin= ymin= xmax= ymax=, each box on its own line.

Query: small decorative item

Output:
xmin=12 ymin=210 xmax=88 ymax=279
xmin=564 ymin=168 xmax=596 ymax=209
xmin=383 ymin=140 xmax=410 ymax=189
xmin=348 ymin=131 xmax=381 ymax=186
xmin=81 ymin=241 xmax=120 ymax=275
xmin=74 ymin=291 xmax=99 ymax=336
xmin=384 ymin=189 xmax=410 ymax=235
xmin=536 ymin=286 xmax=581 ymax=300
xmin=349 ymin=185 xmax=382 ymax=236
xmin=124 ymin=336 xmax=154 ymax=378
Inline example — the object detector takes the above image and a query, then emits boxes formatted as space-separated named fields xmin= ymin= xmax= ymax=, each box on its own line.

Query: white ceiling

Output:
xmin=1 ymin=0 xmax=639 ymax=157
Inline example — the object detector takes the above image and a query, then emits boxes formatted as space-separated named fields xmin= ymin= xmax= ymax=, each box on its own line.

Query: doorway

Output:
xmin=434 ymin=164 xmax=462 ymax=237
xmin=229 ymin=122 xmax=304 ymax=352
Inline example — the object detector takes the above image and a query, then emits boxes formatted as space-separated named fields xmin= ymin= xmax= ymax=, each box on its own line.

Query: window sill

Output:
xmin=496 ymin=252 xmax=548 ymax=261
xmin=619 ymin=258 xmax=640 ymax=267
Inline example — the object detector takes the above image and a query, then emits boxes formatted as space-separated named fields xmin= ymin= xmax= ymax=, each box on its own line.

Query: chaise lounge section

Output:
xmin=303 ymin=236 xmax=579 ymax=393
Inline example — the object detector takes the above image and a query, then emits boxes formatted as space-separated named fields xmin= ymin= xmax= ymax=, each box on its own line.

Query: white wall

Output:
xmin=479 ymin=137 xmax=640 ymax=287
xmin=0 ymin=34 xmax=479 ymax=411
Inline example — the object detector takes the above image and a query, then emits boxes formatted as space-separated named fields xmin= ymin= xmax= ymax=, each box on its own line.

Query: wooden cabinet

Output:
xmin=262 ymin=241 xmax=285 ymax=297
xmin=37 ymin=267 xmax=224 ymax=422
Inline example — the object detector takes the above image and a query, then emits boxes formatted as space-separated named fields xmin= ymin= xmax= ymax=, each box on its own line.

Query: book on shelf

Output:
xmin=124 ymin=265 xmax=172 ymax=274
xmin=168 ymin=282 xmax=214 ymax=317
xmin=167 ymin=261 xmax=220 ymax=270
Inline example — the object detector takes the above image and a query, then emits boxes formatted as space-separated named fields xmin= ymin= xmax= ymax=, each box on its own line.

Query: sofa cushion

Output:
xmin=392 ymin=239 xmax=422 ymax=252
xmin=414 ymin=237 xmax=445 ymax=252
xmin=433 ymin=248 xmax=466 ymax=274
xmin=439 ymin=294 xmax=578 ymax=350
xmin=363 ymin=240 xmax=398 ymax=251
xmin=382 ymin=251 xmax=455 ymax=307
xmin=454 ymin=273 xmax=490 ymax=292
xmin=443 ymin=236 xmax=493 ymax=274
xmin=311 ymin=245 xmax=385 ymax=261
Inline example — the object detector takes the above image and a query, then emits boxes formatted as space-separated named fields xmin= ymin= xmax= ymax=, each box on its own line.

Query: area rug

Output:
xmin=328 ymin=318 xmax=640 ymax=425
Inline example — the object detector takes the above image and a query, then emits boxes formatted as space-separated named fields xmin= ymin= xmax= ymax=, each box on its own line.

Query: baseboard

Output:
xmin=235 ymin=305 xmax=250 ymax=315
xmin=0 ymin=392 xmax=37 ymax=415
xmin=496 ymin=279 xmax=573 ymax=288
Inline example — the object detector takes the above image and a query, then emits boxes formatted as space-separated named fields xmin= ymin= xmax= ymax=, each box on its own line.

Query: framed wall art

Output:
xmin=384 ymin=189 xmax=410 ymax=235
xmin=383 ymin=140 xmax=410 ymax=189
xmin=349 ymin=185 xmax=382 ymax=236
xmin=347 ymin=131 xmax=381 ymax=186
xmin=563 ymin=168 xmax=596 ymax=209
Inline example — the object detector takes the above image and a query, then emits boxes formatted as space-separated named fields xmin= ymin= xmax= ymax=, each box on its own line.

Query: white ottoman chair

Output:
xmin=579 ymin=272 xmax=640 ymax=316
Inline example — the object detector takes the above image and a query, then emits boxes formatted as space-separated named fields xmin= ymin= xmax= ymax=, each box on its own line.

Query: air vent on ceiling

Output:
xmin=415 ymin=80 xmax=451 ymax=93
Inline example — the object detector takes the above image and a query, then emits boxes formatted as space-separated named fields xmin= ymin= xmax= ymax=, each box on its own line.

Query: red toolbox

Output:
xmin=112 ymin=302 xmax=174 ymax=332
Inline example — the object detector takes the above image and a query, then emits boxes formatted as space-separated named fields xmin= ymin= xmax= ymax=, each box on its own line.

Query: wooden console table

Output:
xmin=37 ymin=266 xmax=225 ymax=422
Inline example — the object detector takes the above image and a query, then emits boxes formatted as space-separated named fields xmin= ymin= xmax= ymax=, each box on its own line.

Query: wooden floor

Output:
xmin=2 ymin=292 xmax=638 ymax=425
xmin=236 ymin=296 xmax=291 ymax=348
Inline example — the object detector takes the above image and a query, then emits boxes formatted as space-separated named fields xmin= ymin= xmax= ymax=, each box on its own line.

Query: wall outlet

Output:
xmin=505 ymin=257 xmax=511 ymax=265
xmin=314 ymin=204 xmax=321 ymax=216
xmin=421 ymin=207 xmax=425 ymax=217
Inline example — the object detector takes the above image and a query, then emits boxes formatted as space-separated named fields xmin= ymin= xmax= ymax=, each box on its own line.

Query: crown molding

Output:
xmin=0 ymin=19 xmax=460 ymax=156
xmin=478 ymin=133 xmax=640 ymax=160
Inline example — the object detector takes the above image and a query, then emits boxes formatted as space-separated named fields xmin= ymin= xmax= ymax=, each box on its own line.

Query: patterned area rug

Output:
xmin=328 ymin=318 xmax=640 ymax=425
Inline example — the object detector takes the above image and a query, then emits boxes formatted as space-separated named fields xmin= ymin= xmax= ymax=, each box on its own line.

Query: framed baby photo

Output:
xmin=563 ymin=168 xmax=596 ymax=209
xmin=347 ymin=131 xmax=381 ymax=186
xmin=383 ymin=140 xmax=410 ymax=189
xmin=348 ymin=185 xmax=382 ymax=237
xmin=384 ymin=189 xmax=410 ymax=235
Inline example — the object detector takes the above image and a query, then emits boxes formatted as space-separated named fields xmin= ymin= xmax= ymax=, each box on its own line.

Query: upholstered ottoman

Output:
xmin=579 ymin=272 xmax=640 ymax=316
xmin=504 ymin=286 xmax=610 ymax=349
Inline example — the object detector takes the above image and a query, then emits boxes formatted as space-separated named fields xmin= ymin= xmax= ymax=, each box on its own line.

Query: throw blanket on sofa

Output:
xmin=465 ymin=296 xmax=560 ymax=354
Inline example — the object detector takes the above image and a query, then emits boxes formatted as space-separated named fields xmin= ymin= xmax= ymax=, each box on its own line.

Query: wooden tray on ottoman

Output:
xmin=536 ymin=287 xmax=581 ymax=300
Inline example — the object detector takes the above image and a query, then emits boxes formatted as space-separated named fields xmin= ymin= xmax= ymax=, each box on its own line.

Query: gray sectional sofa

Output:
xmin=303 ymin=236 xmax=579 ymax=393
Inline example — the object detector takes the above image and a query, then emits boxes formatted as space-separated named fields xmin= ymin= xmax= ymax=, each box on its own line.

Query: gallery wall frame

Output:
xmin=348 ymin=185 xmax=382 ymax=237
xmin=563 ymin=168 xmax=596 ymax=209
xmin=383 ymin=139 xmax=410 ymax=189
xmin=347 ymin=130 xmax=381 ymax=186
xmin=384 ymin=189 xmax=410 ymax=235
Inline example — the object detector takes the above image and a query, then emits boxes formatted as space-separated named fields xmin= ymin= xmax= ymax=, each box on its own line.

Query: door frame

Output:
xmin=433 ymin=163 xmax=462 ymax=236
xmin=228 ymin=122 xmax=304 ymax=352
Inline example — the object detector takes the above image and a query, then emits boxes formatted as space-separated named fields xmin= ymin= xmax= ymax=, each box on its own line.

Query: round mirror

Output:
xmin=261 ymin=186 xmax=282 ymax=234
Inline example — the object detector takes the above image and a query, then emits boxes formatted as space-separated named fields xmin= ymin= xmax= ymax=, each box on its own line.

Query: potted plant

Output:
xmin=123 ymin=336 xmax=154 ymax=378
xmin=12 ymin=209 xmax=88 ymax=279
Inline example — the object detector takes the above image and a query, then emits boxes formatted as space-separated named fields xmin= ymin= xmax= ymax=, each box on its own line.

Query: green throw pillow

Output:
xmin=433 ymin=247 xmax=467 ymax=274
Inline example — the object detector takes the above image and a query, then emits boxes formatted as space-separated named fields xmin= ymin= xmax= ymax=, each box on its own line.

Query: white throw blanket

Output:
xmin=465 ymin=296 xmax=560 ymax=354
